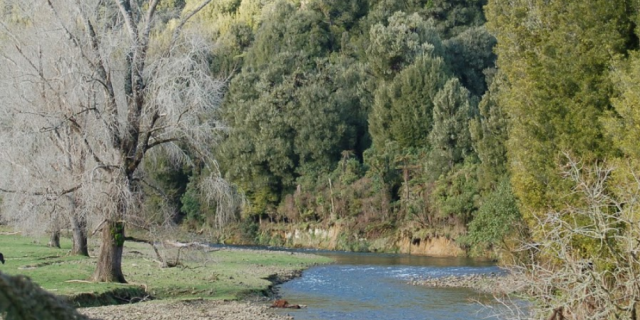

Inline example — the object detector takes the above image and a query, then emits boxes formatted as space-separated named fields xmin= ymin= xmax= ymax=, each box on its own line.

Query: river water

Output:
xmin=275 ymin=251 xmax=501 ymax=320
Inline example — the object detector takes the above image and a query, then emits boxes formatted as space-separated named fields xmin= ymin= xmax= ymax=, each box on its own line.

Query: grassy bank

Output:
xmin=0 ymin=232 xmax=331 ymax=307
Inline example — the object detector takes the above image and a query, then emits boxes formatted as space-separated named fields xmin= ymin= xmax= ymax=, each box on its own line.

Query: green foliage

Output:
xmin=369 ymin=54 xmax=450 ymax=150
xmin=180 ymin=176 xmax=214 ymax=225
xmin=219 ymin=56 xmax=369 ymax=213
xmin=427 ymin=78 xmax=476 ymax=177
xmin=443 ymin=26 xmax=496 ymax=96
xmin=210 ymin=21 xmax=255 ymax=77
xmin=423 ymin=0 xmax=487 ymax=38
xmin=338 ymin=157 xmax=365 ymax=185
xmin=463 ymin=177 xmax=520 ymax=255
xmin=485 ymin=0 xmax=633 ymax=220
xmin=366 ymin=11 xmax=443 ymax=78
xmin=180 ymin=182 xmax=202 ymax=223
xmin=218 ymin=2 xmax=370 ymax=214
xmin=186 ymin=0 xmax=511 ymax=256
xmin=603 ymin=52 xmax=640 ymax=160
xmin=363 ymin=141 xmax=402 ymax=192
xmin=245 ymin=1 xmax=332 ymax=68
xmin=430 ymin=161 xmax=479 ymax=223
xmin=141 ymin=155 xmax=191 ymax=224
xmin=469 ymin=76 xmax=508 ymax=191
xmin=306 ymin=0 xmax=369 ymax=38
xmin=110 ymin=223 xmax=125 ymax=248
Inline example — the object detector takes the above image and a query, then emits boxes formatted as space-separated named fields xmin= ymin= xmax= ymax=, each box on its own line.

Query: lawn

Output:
xmin=0 ymin=231 xmax=331 ymax=306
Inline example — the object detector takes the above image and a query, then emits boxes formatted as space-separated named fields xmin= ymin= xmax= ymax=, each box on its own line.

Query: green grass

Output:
xmin=0 ymin=232 xmax=331 ymax=306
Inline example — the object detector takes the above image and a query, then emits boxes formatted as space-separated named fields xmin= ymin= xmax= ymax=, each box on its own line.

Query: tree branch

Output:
xmin=146 ymin=138 xmax=180 ymax=150
xmin=0 ymin=184 xmax=82 ymax=198
xmin=169 ymin=0 xmax=213 ymax=50
xmin=124 ymin=236 xmax=168 ymax=267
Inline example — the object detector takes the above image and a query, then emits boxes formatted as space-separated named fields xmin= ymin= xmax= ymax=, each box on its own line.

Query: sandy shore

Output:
xmin=80 ymin=299 xmax=292 ymax=320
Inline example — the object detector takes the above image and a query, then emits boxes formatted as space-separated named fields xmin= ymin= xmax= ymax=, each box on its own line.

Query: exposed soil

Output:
xmin=80 ymin=299 xmax=292 ymax=320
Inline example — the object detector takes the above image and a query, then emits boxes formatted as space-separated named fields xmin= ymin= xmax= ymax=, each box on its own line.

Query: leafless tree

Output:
xmin=492 ymin=157 xmax=640 ymax=319
xmin=0 ymin=0 xmax=224 ymax=282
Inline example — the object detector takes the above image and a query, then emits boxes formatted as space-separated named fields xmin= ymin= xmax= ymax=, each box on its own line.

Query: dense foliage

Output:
xmin=127 ymin=0 xmax=503 ymax=253
xmin=59 ymin=0 xmax=636 ymax=264
xmin=2 ymin=0 xmax=639 ymax=316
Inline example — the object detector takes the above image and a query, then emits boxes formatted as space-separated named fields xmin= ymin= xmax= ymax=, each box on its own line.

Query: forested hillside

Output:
xmin=150 ymin=0 xmax=509 ymax=255
xmin=3 ymin=0 xmax=640 ymax=317
xmin=2 ymin=0 xmax=639 ymax=260
xmin=136 ymin=0 xmax=640 ymax=259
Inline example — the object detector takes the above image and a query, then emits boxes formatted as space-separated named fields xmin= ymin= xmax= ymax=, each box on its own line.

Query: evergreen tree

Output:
xmin=369 ymin=54 xmax=450 ymax=150
xmin=469 ymin=75 xmax=508 ymax=191
xmin=443 ymin=26 xmax=496 ymax=97
xmin=424 ymin=0 xmax=487 ymax=38
xmin=485 ymin=0 xmax=635 ymax=219
xmin=603 ymin=52 xmax=640 ymax=161
xmin=366 ymin=11 xmax=444 ymax=79
xmin=428 ymin=78 xmax=475 ymax=177
xmin=218 ymin=2 xmax=369 ymax=216
xmin=464 ymin=177 xmax=521 ymax=256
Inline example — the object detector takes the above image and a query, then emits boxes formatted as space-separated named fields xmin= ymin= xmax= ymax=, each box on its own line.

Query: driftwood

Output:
xmin=124 ymin=239 xmax=219 ymax=268
xmin=124 ymin=236 xmax=172 ymax=267
xmin=162 ymin=240 xmax=220 ymax=268
xmin=162 ymin=240 xmax=219 ymax=251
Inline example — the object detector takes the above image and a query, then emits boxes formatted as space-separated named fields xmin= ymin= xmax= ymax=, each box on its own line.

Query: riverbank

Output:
xmin=228 ymin=221 xmax=468 ymax=257
xmin=80 ymin=299 xmax=293 ymax=320
xmin=0 ymin=231 xmax=330 ymax=319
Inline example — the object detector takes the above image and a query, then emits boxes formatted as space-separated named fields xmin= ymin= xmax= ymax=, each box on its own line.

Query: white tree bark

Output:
xmin=0 ymin=0 xmax=223 ymax=282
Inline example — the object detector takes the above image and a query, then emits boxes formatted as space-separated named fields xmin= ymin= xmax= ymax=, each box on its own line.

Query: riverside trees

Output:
xmin=0 ymin=0 xmax=223 ymax=282
xmin=484 ymin=0 xmax=640 ymax=317
xmin=208 ymin=0 xmax=499 ymax=247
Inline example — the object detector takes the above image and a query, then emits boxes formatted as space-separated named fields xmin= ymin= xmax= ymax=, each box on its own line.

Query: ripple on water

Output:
xmin=276 ymin=254 xmax=501 ymax=320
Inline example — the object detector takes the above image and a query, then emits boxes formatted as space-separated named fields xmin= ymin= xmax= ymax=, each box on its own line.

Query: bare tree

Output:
xmin=494 ymin=157 xmax=640 ymax=319
xmin=0 ymin=0 xmax=223 ymax=282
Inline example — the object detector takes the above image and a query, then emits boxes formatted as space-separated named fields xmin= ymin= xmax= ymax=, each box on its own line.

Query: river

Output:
xmin=274 ymin=251 xmax=501 ymax=320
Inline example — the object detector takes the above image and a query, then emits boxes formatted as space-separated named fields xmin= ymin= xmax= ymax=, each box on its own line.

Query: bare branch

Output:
xmin=169 ymin=0 xmax=214 ymax=50
xmin=0 ymin=184 xmax=82 ymax=198
xmin=494 ymin=156 xmax=640 ymax=319
xmin=0 ymin=0 xmax=224 ymax=283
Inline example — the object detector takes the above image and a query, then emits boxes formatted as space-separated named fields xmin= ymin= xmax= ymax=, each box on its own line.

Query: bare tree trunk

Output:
xmin=92 ymin=221 xmax=125 ymax=283
xmin=48 ymin=230 xmax=60 ymax=248
xmin=70 ymin=215 xmax=88 ymax=256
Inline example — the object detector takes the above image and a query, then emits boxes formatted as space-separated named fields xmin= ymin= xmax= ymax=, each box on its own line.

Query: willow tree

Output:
xmin=0 ymin=0 xmax=222 ymax=282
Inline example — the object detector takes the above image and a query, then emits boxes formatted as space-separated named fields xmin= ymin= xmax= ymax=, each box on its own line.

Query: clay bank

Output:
xmin=253 ymin=223 xmax=466 ymax=257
